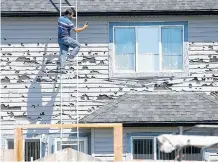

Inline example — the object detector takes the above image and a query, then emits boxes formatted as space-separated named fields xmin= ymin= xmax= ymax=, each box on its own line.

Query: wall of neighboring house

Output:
xmin=92 ymin=127 xmax=218 ymax=161
xmin=1 ymin=15 xmax=218 ymax=158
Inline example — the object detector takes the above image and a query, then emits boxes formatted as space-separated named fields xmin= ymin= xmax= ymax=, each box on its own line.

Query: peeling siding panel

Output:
xmin=176 ymin=18 xmax=218 ymax=93
xmin=1 ymin=17 xmax=110 ymax=128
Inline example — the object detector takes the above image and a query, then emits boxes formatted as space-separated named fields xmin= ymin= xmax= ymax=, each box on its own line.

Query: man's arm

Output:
xmin=73 ymin=25 xmax=88 ymax=33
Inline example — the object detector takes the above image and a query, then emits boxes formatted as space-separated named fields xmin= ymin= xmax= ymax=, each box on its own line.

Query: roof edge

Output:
xmin=123 ymin=121 xmax=218 ymax=127
xmin=2 ymin=10 xmax=218 ymax=17
xmin=79 ymin=121 xmax=218 ymax=127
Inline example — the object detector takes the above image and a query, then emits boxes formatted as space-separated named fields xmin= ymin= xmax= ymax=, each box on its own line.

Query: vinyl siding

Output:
xmin=1 ymin=15 xmax=218 ymax=157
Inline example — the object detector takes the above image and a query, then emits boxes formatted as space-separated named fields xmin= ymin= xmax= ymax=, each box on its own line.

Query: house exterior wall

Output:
xmin=1 ymin=15 xmax=218 ymax=157
xmin=92 ymin=127 xmax=218 ymax=161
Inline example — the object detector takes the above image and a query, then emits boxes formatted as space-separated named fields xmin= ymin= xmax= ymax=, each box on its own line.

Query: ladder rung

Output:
xmin=61 ymin=5 xmax=76 ymax=8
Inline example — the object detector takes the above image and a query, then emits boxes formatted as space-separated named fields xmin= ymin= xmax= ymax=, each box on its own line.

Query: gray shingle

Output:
xmin=2 ymin=0 xmax=218 ymax=13
xmin=80 ymin=92 xmax=218 ymax=124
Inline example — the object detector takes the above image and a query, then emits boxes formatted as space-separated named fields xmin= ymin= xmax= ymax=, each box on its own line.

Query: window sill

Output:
xmin=109 ymin=71 xmax=189 ymax=79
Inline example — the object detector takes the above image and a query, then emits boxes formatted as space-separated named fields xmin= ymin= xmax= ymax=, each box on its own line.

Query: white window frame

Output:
xmin=130 ymin=136 xmax=157 ymax=160
xmin=54 ymin=137 xmax=88 ymax=154
xmin=113 ymin=25 xmax=185 ymax=74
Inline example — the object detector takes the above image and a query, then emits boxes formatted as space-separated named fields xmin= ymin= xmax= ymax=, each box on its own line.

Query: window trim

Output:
xmin=113 ymin=25 xmax=185 ymax=73
xmin=109 ymin=21 xmax=189 ymax=78
xmin=54 ymin=137 xmax=88 ymax=154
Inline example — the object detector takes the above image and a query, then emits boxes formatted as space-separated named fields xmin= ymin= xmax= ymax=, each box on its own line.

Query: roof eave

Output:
xmin=2 ymin=10 xmax=218 ymax=17
xmin=79 ymin=121 xmax=218 ymax=127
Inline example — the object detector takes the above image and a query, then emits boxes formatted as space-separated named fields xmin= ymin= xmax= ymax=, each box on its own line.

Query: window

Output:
xmin=109 ymin=22 xmax=188 ymax=77
xmin=54 ymin=138 xmax=88 ymax=154
xmin=6 ymin=139 xmax=41 ymax=161
xmin=24 ymin=139 xmax=41 ymax=161
xmin=6 ymin=139 xmax=14 ymax=149
xmin=131 ymin=136 xmax=201 ymax=161
xmin=132 ymin=137 xmax=154 ymax=160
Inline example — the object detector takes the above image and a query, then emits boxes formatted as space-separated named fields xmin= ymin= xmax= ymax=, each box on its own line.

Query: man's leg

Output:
xmin=58 ymin=43 xmax=69 ymax=69
xmin=63 ymin=36 xmax=81 ymax=60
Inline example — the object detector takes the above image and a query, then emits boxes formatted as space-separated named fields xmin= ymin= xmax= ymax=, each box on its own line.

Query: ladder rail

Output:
xmin=59 ymin=0 xmax=63 ymax=160
xmin=75 ymin=0 xmax=80 ymax=153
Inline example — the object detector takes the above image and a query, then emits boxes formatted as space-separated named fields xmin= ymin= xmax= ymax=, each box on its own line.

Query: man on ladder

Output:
xmin=58 ymin=6 xmax=83 ymax=155
xmin=58 ymin=8 xmax=88 ymax=69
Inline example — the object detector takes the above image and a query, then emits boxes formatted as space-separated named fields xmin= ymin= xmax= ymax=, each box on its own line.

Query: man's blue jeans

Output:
xmin=58 ymin=36 xmax=81 ymax=69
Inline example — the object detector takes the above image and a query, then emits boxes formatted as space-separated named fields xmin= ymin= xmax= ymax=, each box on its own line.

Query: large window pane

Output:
xmin=162 ymin=27 xmax=183 ymax=70
xmin=137 ymin=27 xmax=159 ymax=72
xmin=114 ymin=27 xmax=135 ymax=71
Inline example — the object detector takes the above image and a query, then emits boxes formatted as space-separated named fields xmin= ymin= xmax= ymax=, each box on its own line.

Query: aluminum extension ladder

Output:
xmin=59 ymin=0 xmax=80 ymax=158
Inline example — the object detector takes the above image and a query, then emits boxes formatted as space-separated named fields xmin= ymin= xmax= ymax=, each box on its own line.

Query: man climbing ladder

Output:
xmin=58 ymin=8 xmax=88 ymax=69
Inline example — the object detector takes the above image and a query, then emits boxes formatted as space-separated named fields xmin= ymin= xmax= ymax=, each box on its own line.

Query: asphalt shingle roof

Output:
xmin=80 ymin=92 xmax=218 ymax=124
xmin=2 ymin=0 xmax=218 ymax=13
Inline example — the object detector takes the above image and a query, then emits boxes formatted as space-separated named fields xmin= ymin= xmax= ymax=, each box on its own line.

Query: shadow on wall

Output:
xmin=26 ymin=45 xmax=60 ymax=137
